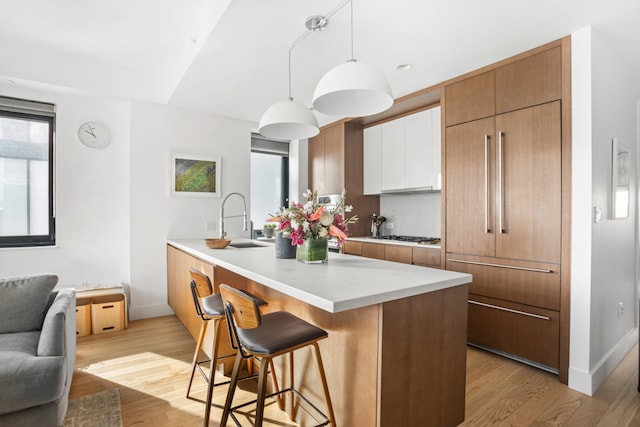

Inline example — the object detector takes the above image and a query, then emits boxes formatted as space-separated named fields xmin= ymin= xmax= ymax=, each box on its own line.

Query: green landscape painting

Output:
xmin=174 ymin=156 xmax=217 ymax=195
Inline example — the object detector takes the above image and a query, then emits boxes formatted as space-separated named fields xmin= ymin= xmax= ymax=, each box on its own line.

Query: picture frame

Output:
xmin=611 ymin=138 xmax=630 ymax=219
xmin=171 ymin=153 xmax=220 ymax=197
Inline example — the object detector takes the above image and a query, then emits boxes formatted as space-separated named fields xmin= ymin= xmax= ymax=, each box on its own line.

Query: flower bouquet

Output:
xmin=268 ymin=189 xmax=358 ymax=263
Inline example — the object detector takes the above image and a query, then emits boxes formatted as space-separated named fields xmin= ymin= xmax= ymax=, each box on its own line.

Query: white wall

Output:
xmin=570 ymin=27 xmax=640 ymax=395
xmin=0 ymin=85 xmax=131 ymax=287
xmin=129 ymin=101 xmax=254 ymax=319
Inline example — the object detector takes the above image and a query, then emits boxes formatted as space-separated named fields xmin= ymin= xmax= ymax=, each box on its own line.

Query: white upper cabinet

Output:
xmin=363 ymin=106 xmax=441 ymax=194
xmin=380 ymin=117 xmax=405 ymax=191
xmin=363 ymin=125 xmax=382 ymax=195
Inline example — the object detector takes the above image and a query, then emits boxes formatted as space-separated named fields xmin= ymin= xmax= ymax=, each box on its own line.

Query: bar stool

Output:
xmin=218 ymin=283 xmax=335 ymax=427
xmin=185 ymin=269 xmax=279 ymax=427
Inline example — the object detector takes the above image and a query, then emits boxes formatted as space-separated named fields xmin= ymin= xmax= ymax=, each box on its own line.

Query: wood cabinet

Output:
xmin=363 ymin=106 xmax=441 ymax=194
xmin=308 ymin=121 xmax=379 ymax=237
xmin=343 ymin=241 xmax=442 ymax=268
xmin=167 ymin=244 xmax=214 ymax=340
xmin=445 ymin=101 xmax=562 ymax=264
xmin=444 ymin=42 xmax=566 ymax=375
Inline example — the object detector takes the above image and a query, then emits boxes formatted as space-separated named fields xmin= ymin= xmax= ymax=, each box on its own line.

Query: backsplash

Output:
xmin=378 ymin=192 xmax=441 ymax=237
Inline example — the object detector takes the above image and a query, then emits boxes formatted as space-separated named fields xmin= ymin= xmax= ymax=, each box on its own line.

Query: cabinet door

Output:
xmin=404 ymin=109 xmax=430 ymax=189
xmin=363 ymin=125 xmax=382 ymax=195
xmin=385 ymin=245 xmax=412 ymax=264
xmin=308 ymin=131 xmax=326 ymax=194
xmin=445 ymin=117 xmax=496 ymax=257
xmin=381 ymin=118 xmax=405 ymax=191
xmin=495 ymin=46 xmax=562 ymax=114
xmin=362 ymin=242 xmax=385 ymax=260
xmin=445 ymin=71 xmax=495 ymax=126
xmin=495 ymin=101 xmax=561 ymax=263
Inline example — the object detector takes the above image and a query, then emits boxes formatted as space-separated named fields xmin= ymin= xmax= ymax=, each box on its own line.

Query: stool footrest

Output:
xmin=228 ymin=387 xmax=330 ymax=427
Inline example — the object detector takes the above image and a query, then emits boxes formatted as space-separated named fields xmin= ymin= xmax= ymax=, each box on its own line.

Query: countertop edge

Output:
xmin=168 ymin=239 xmax=470 ymax=313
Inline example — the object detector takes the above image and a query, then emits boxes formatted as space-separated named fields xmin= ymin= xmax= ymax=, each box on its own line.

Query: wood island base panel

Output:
xmin=167 ymin=239 xmax=471 ymax=427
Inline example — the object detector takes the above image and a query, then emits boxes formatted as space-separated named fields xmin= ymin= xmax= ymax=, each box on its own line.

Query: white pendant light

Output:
xmin=259 ymin=43 xmax=319 ymax=140
xmin=312 ymin=0 xmax=393 ymax=117
xmin=259 ymin=98 xmax=319 ymax=139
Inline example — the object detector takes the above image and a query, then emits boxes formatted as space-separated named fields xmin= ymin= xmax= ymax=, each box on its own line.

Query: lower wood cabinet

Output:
xmin=343 ymin=241 xmax=441 ymax=268
xmin=446 ymin=253 xmax=561 ymax=371
xmin=468 ymin=294 xmax=560 ymax=371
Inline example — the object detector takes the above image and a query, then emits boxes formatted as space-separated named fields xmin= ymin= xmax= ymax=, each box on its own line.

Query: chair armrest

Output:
xmin=37 ymin=289 xmax=76 ymax=357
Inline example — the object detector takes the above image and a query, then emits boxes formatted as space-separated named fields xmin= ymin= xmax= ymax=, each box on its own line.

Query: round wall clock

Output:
xmin=78 ymin=121 xmax=111 ymax=148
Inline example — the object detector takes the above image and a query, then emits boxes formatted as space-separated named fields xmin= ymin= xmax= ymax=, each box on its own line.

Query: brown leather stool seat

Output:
xmin=217 ymin=284 xmax=335 ymax=427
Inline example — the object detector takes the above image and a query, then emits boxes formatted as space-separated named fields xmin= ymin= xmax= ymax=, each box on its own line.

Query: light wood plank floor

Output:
xmin=71 ymin=315 xmax=640 ymax=426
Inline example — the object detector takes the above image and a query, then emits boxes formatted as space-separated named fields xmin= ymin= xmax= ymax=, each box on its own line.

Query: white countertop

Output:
xmin=168 ymin=238 xmax=470 ymax=314
xmin=347 ymin=236 xmax=441 ymax=249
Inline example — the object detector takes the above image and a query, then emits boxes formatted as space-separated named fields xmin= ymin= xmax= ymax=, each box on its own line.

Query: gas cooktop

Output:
xmin=375 ymin=235 xmax=441 ymax=245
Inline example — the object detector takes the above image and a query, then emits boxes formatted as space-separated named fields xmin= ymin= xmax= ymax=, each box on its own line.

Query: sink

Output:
xmin=229 ymin=242 xmax=265 ymax=248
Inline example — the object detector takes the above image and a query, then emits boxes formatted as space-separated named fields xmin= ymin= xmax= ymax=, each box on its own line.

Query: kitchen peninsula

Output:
xmin=167 ymin=239 xmax=472 ymax=427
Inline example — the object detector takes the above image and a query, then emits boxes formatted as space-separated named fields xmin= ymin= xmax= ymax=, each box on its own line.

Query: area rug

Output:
xmin=63 ymin=388 xmax=123 ymax=427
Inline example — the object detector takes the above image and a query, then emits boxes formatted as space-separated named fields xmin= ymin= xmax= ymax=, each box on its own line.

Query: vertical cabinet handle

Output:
xmin=498 ymin=131 xmax=505 ymax=234
xmin=484 ymin=135 xmax=490 ymax=233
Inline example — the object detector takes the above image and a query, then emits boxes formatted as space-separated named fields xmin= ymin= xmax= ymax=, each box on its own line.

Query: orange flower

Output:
xmin=309 ymin=205 xmax=324 ymax=221
xmin=329 ymin=224 xmax=347 ymax=241
xmin=266 ymin=216 xmax=282 ymax=223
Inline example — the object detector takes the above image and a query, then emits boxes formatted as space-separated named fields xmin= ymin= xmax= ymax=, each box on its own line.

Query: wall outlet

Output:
xmin=386 ymin=222 xmax=394 ymax=229
xmin=205 ymin=220 xmax=217 ymax=232
xmin=618 ymin=302 xmax=624 ymax=318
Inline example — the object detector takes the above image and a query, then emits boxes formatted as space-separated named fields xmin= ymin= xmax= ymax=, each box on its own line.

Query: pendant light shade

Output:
xmin=312 ymin=59 xmax=393 ymax=117
xmin=258 ymin=98 xmax=319 ymax=140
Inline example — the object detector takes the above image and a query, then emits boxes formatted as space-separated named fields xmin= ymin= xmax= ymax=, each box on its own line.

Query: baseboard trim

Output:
xmin=129 ymin=303 xmax=174 ymax=321
xmin=569 ymin=327 xmax=638 ymax=395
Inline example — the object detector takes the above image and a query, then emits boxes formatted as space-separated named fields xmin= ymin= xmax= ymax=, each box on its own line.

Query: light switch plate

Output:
xmin=593 ymin=206 xmax=603 ymax=223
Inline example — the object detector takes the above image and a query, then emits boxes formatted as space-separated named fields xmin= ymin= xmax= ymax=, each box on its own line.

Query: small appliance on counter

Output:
xmin=370 ymin=213 xmax=386 ymax=238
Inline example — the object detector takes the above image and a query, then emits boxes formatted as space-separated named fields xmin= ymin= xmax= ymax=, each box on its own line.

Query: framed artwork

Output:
xmin=171 ymin=153 xmax=220 ymax=197
xmin=611 ymin=138 xmax=630 ymax=219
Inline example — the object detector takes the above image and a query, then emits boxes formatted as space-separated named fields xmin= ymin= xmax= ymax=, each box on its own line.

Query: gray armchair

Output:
xmin=0 ymin=275 xmax=76 ymax=427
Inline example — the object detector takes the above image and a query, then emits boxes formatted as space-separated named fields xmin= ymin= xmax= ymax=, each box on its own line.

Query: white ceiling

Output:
xmin=1 ymin=0 xmax=638 ymax=127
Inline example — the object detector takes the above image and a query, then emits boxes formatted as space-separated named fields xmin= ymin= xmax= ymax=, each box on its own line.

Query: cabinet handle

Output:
xmin=447 ymin=258 xmax=554 ymax=273
xmin=484 ymin=134 xmax=490 ymax=233
xmin=469 ymin=300 xmax=551 ymax=321
xmin=498 ymin=131 xmax=505 ymax=234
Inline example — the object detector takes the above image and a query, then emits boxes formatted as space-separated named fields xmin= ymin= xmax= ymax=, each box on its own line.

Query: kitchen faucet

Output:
xmin=219 ymin=192 xmax=248 ymax=239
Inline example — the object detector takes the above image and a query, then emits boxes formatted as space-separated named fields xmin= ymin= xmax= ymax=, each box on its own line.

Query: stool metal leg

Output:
xmin=219 ymin=351 xmax=244 ymax=427
xmin=254 ymin=356 xmax=272 ymax=426
xmin=269 ymin=359 xmax=284 ymax=411
xmin=203 ymin=318 xmax=223 ymax=426
xmin=186 ymin=320 xmax=209 ymax=398
xmin=289 ymin=352 xmax=295 ymax=420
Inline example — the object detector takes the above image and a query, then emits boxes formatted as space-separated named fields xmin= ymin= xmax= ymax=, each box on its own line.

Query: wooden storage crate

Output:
xmin=91 ymin=294 xmax=126 ymax=334
xmin=75 ymin=297 xmax=92 ymax=337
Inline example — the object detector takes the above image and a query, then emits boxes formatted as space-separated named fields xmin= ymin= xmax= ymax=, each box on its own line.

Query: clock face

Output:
xmin=78 ymin=121 xmax=111 ymax=148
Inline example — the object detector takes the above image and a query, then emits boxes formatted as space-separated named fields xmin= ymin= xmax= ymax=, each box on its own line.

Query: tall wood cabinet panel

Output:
xmin=444 ymin=42 xmax=566 ymax=376
xmin=495 ymin=101 xmax=562 ymax=263
xmin=495 ymin=46 xmax=562 ymax=114
xmin=445 ymin=117 xmax=496 ymax=257
xmin=444 ymin=71 xmax=495 ymax=126
xmin=308 ymin=122 xmax=379 ymax=237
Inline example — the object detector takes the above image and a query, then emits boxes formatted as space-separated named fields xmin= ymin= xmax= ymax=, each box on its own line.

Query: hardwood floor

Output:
xmin=70 ymin=315 xmax=640 ymax=426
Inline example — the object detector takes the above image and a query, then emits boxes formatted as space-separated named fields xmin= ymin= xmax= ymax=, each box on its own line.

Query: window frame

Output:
xmin=0 ymin=108 xmax=56 ymax=248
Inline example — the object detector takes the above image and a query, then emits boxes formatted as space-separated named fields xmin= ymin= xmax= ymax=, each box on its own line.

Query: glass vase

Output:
xmin=296 ymin=238 xmax=328 ymax=264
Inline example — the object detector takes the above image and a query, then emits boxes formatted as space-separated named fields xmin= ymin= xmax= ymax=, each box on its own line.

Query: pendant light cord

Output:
xmin=288 ymin=46 xmax=293 ymax=100
xmin=350 ymin=0 xmax=354 ymax=60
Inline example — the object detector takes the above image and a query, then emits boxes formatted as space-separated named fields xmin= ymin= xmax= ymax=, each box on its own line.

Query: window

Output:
xmin=0 ymin=97 xmax=55 ymax=247
xmin=250 ymin=134 xmax=289 ymax=236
